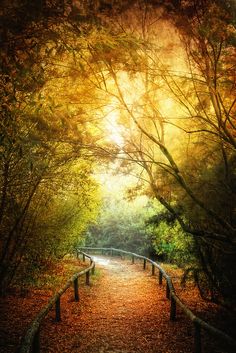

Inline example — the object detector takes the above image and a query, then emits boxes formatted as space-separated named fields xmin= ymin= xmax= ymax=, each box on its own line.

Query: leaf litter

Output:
xmin=0 ymin=256 xmax=236 ymax=353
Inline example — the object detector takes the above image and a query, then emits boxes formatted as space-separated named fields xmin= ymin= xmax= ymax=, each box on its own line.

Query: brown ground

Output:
xmin=0 ymin=256 xmax=235 ymax=353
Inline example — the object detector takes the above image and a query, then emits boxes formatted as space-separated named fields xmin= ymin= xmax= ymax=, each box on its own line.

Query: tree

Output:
xmin=1 ymin=0 xmax=235 ymax=308
xmin=0 ymin=0 xmax=104 ymax=292
xmin=74 ymin=2 xmax=236 ymax=307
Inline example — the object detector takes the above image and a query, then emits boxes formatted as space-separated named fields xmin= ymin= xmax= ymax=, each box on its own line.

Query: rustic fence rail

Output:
xmin=80 ymin=246 xmax=236 ymax=353
xmin=18 ymin=251 xmax=95 ymax=353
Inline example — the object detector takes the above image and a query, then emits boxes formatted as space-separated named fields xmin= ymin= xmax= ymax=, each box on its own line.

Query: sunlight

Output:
xmin=92 ymin=256 xmax=111 ymax=266
xmin=162 ymin=97 xmax=175 ymax=114
xmin=97 ymin=167 xmax=137 ymax=194
xmin=105 ymin=106 xmax=125 ymax=147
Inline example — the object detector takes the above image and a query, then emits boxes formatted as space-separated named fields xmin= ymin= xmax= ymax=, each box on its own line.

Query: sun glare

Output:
xmin=105 ymin=108 xmax=124 ymax=147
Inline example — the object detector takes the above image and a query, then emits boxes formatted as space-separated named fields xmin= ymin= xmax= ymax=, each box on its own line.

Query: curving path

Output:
xmin=40 ymin=256 xmax=217 ymax=353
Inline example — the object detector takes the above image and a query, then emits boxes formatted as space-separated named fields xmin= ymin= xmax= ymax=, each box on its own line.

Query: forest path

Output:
xmin=41 ymin=256 xmax=194 ymax=353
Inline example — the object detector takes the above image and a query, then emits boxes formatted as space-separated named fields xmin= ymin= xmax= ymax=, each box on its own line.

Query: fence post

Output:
xmin=32 ymin=328 xmax=40 ymax=353
xmin=55 ymin=297 xmax=61 ymax=322
xmin=74 ymin=278 xmax=79 ymax=301
xmin=92 ymin=263 xmax=95 ymax=275
xmin=143 ymin=259 xmax=146 ymax=270
xmin=193 ymin=321 xmax=202 ymax=353
xmin=76 ymin=250 xmax=79 ymax=259
xmin=111 ymin=249 xmax=113 ymax=257
xmin=194 ymin=321 xmax=202 ymax=353
xmin=166 ymin=282 xmax=170 ymax=299
xmin=82 ymin=253 xmax=85 ymax=262
xmin=159 ymin=271 xmax=163 ymax=285
xmin=86 ymin=271 xmax=90 ymax=285
xmin=170 ymin=295 xmax=176 ymax=321
xmin=132 ymin=255 xmax=134 ymax=264
xmin=152 ymin=264 xmax=155 ymax=276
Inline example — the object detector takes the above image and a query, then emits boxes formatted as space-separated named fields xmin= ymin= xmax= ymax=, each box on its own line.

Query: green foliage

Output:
xmin=85 ymin=195 xmax=154 ymax=256
xmin=30 ymin=161 xmax=100 ymax=256
xmin=0 ymin=2 xmax=104 ymax=292
xmin=151 ymin=220 xmax=195 ymax=266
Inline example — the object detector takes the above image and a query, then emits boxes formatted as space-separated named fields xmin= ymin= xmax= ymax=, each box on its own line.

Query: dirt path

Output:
xmin=41 ymin=256 xmax=196 ymax=353
xmin=1 ymin=255 xmax=234 ymax=353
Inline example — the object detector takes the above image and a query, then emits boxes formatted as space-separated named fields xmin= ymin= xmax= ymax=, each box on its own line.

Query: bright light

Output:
xmin=96 ymin=166 xmax=139 ymax=195
xmin=105 ymin=106 xmax=124 ymax=147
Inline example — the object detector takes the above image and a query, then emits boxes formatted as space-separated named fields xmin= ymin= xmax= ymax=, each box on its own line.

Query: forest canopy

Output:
xmin=1 ymin=0 xmax=236 ymax=308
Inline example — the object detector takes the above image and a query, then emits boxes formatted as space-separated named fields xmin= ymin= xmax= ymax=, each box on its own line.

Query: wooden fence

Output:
xmin=18 ymin=251 xmax=95 ymax=353
xmin=80 ymin=246 xmax=236 ymax=353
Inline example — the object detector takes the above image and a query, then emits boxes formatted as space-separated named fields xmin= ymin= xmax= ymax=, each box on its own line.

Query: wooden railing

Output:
xmin=18 ymin=251 xmax=95 ymax=353
xmin=80 ymin=247 xmax=236 ymax=353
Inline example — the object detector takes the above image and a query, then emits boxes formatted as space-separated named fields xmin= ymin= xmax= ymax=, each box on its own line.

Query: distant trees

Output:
xmin=86 ymin=188 xmax=154 ymax=255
